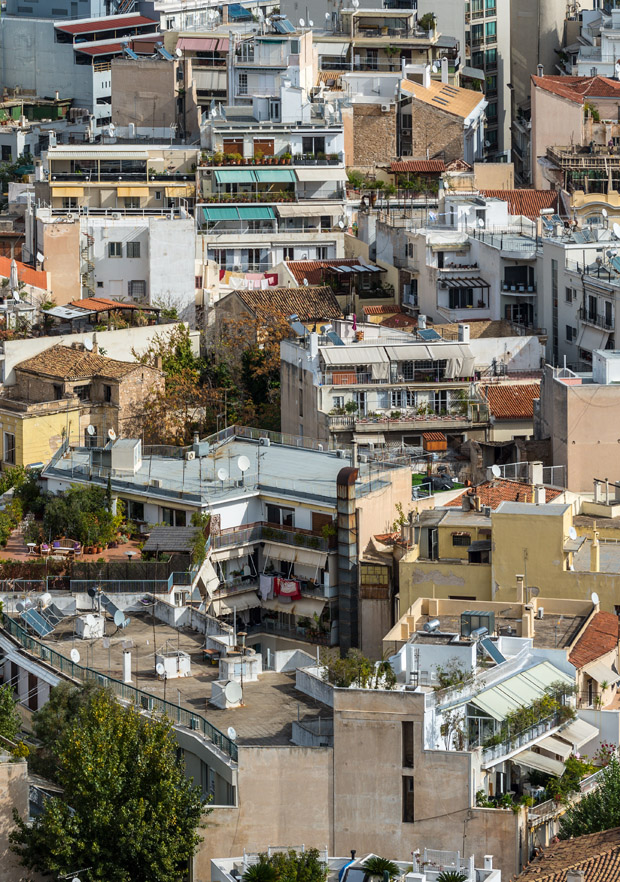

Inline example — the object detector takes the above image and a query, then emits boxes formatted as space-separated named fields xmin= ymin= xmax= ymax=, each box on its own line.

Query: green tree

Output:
xmin=559 ymin=754 xmax=620 ymax=839
xmin=0 ymin=683 xmax=20 ymax=741
xmin=43 ymin=484 xmax=118 ymax=547
xmin=245 ymin=849 xmax=327 ymax=882
xmin=11 ymin=689 xmax=206 ymax=882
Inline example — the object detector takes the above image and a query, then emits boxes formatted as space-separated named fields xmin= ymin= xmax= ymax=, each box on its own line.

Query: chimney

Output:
xmin=591 ymin=530 xmax=600 ymax=573
xmin=534 ymin=485 xmax=546 ymax=505
xmin=516 ymin=574 xmax=525 ymax=604
xmin=472 ymin=494 xmax=481 ymax=512
xmin=537 ymin=64 xmax=544 ymax=77
xmin=55 ymin=90 xmax=59 ymax=101
xmin=462 ymin=493 xmax=471 ymax=512
xmin=351 ymin=441 xmax=358 ymax=469
xmin=458 ymin=323 xmax=470 ymax=343
xmin=528 ymin=460 xmax=544 ymax=486
xmin=483 ymin=857 xmax=493 ymax=871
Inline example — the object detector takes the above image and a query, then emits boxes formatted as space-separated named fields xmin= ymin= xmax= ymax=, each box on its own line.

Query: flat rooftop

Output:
xmin=44 ymin=435 xmax=401 ymax=505
xmin=573 ymin=538 xmax=620 ymax=574
xmin=416 ymin=612 xmax=586 ymax=649
xmin=37 ymin=611 xmax=330 ymax=746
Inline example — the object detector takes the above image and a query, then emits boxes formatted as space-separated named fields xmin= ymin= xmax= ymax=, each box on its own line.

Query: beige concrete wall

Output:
xmin=531 ymin=87 xmax=582 ymax=188
xmin=0 ymin=760 xmax=33 ymax=882
xmin=196 ymin=746 xmax=333 ymax=875
xmin=489 ymin=417 xmax=533 ymax=442
xmin=41 ymin=219 xmax=80 ymax=305
xmin=473 ymin=162 xmax=515 ymax=190
xmin=399 ymin=559 xmax=491 ymax=612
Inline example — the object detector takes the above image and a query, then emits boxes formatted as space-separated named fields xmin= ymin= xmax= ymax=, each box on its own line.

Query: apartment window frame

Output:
xmin=126 ymin=241 xmax=141 ymax=259
xmin=3 ymin=432 xmax=16 ymax=465
xmin=402 ymin=775 xmax=414 ymax=822
xmin=402 ymin=721 xmax=414 ymax=768
xmin=108 ymin=241 xmax=122 ymax=258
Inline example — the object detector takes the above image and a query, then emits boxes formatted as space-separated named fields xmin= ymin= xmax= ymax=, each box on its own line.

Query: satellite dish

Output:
xmin=87 ymin=585 xmax=98 ymax=598
xmin=237 ymin=455 xmax=251 ymax=473
xmin=491 ymin=464 xmax=501 ymax=478
xmin=352 ymin=0 xmax=359 ymax=7
xmin=108 ymin=428 xmax=117 ymax=441
xmin=113 ymin=609 xmax=127 ymax=628
xmin=13 ymin=291 xmax=20 ymax=302
xmin=86 ymin=424 xmax=95 ymax=436
xmin=477 ymin=217 xmax=485 ymax=228
xmin=529 ymin=586 xmax=540 ymax=597
xmin=83 ymin=337 xmax=93 ymax=351
xmin=568 ymin=525 xmax=577 ymax=541
xmin=227 ymin=726 xmax=237 ymax=741
xmin=72 ymin=877 xmax=81 ymax=882
xmin=303 ymin=277 xmax=309 ymax=286
xmin=308 ymin=19 xmax=314 ymax=26
xmin=592 ymin=591 xmax=600 ymax=605
xmin=603 ymin=208 xmax=609 ymax=218
xmin=175 ymin=46 xmax=182 ymax=57
xmin=299 ymin=17 xmax=305 ymax=26
xmin=613 ymin=222 xmax=620 ymax=239
xmin=224 ymin=680 xmax=242 ymax=703
xmin=217 ymin=467 xmax=228 ymax=482
xmin=156 ymin=662 xmax=165 ymax=676
xmin=432 ymin=63 xmax=438 ymax=73
xmin=70 ymin=648 xmax=80 ymax=663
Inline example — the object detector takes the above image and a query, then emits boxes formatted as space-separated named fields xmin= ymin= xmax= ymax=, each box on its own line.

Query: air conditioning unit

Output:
xmin=537 ymin=607 xmax=545 ymax=619
xmin=336 ymin=449 xmax=346 ymax=458
xmin=151 ymin=478 xmax=162 ymax=488
xmin=259 ymin=437 xmax=271 ymax=446
xmin=203 ymin=168 xmax=212 ymax=177
xmin=186 ymin=450 xmax=196 ymax=461
xmin=381 ymin=103 xmax=391 ymax=112
xmin=111 ymin=212 xmax=121 ymax=219
xmin=359 ymin=454 xmax=368 ymax=463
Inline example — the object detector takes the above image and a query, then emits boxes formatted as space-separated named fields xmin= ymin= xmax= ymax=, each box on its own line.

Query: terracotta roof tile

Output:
xmin=362 ymin=305 xmax=403 ymax=315
xmin=390 ymin=160 xmax=446 ymax=173
xmin=380 ymin=313 xmax=417 ymax=329
xmin=236 ymin=286 xmax=342 ymax=322
xmin=422 ymin=431 xmax=446 ymax=441
xmin=285 ymin=259 xmax=381 ymax=285
xmin=532 ymin=74 xmax=620 ymax=104
xmin=0 ymin=256 xmax=48 ymax=291
xmin=516 ymin=826 xmax=620 ymax=881
xmin=445 ymin=479 xmax=562 ymax=510
xmin=68 ymin=297 xmax=153 ymax=313
xmin=16 ymin=344 xmax=148 ymax=381
xmin=482 ymin=383 xmax=541 ymax=419
xmin=480 ymin=189 xmax=559 ymax=219
xmin=569 ymin=611 xmax=619 ymax=669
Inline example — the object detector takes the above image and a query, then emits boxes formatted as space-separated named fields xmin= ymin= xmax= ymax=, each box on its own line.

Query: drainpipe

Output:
xmin=591 ymin=530 xmax=600 ymax=573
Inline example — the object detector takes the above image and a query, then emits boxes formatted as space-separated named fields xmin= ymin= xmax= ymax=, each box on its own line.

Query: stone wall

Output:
xmin=352 ymin=104 xmax=397 ymax=171
xmin=409 ymin=100 xmax=464 ymax=163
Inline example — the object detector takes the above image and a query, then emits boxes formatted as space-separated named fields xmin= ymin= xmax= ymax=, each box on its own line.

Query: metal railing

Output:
xmin=1 ymin=613 xmax=238 ymax=762
xmin=212 ymin=522 xmax=328 ymax=553
xmin=528 ymin=767 xmax=605 ymax=823
xmin=579 ymin=306 xmax=614 ymax=330
xmin=481 ymin=712 xmax=562 ymax=765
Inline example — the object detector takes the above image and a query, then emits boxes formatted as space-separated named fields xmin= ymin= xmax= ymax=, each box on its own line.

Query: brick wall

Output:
xmin=352 ymin=104 xmax=397 ymax=171
xmin=407 ymin=100 xmax=464 ymax=163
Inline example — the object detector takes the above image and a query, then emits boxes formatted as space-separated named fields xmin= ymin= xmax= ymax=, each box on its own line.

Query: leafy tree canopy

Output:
xmin=0 ymin=682 xmax=20 ymax=742
xmin=43 ymin=484 xmax=119 ymax=547
xmin=559 ymin=754 xmax=620 ymax=839
xmin=11 ymin=688 xmax=206 ymax=882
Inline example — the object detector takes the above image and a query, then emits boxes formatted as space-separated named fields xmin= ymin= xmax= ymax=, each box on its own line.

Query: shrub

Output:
xmin=363 ymin=857 xmax=400 ymax=879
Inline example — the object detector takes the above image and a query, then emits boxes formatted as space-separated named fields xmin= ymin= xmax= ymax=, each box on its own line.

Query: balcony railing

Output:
xmin=211 ymin=521 xmax=329 ymax=553
xmin=528 ymin=768 xmax=605 ymax=825
xmin=328 ymin=410 xmax=487 ymax=430
xmin=481 ymin=712 xmax=563 ymax=765
xmin=501 ymin=282 xmax=537 ymax=293
xmin=201 ymin=190 xmax=345 ymax=203
xmin=579 ymin=306 xmax=614 ymax=330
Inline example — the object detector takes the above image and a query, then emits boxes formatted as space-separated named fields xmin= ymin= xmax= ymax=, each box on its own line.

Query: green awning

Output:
xmin=237 ymin=206 xmax=275 ymax=220
xmin=468 ymin=662 xmax=574 ymax=722
xmin=202 ymin=207 xmax=239 ymax=221
xmin=214 ymin=169 xmax=257 ymax=184
xmin=254 ymin=169 xmax=296 ymax=183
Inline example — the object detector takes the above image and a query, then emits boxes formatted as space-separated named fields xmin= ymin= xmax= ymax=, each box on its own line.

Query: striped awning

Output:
xmin=52 ymin=186 xmax=84 ymax=197
xmin=117 ymin=187 xmax=149 ymax=197
xmin=165 ymin=185 xmax=196 ymax=197
xmin=441 ymin=276 xmax=490 ymax=288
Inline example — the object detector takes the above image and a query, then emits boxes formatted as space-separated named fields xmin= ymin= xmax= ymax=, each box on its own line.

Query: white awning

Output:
xmin=513 ymin=749 xmax=566 ymax=778
xmin=277 ymin=202 xmax=342 ymax=217
xmin=578 ymin=325 xmax=608 ymax=352
xmin=49 ymin=151 xmax=149 ymax=160
xmin=295 ymin=167 xmax=347 ymax=182
xmin=583 ymin=657 xmax=619 ymax=685
xmin=559 ymin=718 xmax=599 ymax=750
xmin=321 ymin=345 xmax=389 ymax=366
xmin=537 ymin=734 xmax=573 ymax=761
xmin=3 ymin=650 xmax=60 ymax=687
xmin=263 ymin=541 xmax=328 ymax=568
xmin=468 ymin=662 xmax=574 ymax=722
xmin=211 ymin=546 xmax=252 ymax=561
xmin=192 ymin=69 xmax=227 ymax=90
xmin=262 ymin=596 xmax=326 ymax=617
xmin=353 ymin=433 xmax=386 ymax=445
xmin=315 ymin=41 xmax=349 ymax=55
xmin=210 ymin=593 xmax=262 ymax=615
xmin=198 ymin=558 xmax=220 ymax=599
xmin=428 ymin=231 xmax=470 ymax=251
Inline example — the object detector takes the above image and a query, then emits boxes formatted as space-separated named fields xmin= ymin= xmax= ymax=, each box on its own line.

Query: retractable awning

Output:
xmin=441 ymin=276 xmax=490 ymax=288
xmin=197 ymin=559 xmax=220 ymax=599
xmin=49 ymin=151 xmax=148 ymax=160
xmin=578 ymin=325 xmax=608 ymax=352
xmin=165 ymin=185 xmax=196 ymax=197
xmin=315 ymin=41 xmax=349 ymax=55
xmin=210 ymin=593 xmax=261 ymax=615
xmin=277 ymin=202 xmax=341 ymax=217
xmin=261 ymin=596 xmax=327 ymax=617
xmin=295 ymin=167 xmax=346 ymax=182
xmin=559 ymin=718 xmax=599 ymax=750
xmin=537 ymin=734 xmax=573 ymax=761
xmin=237 ymin=206 xmax=275 ymax=220
xmin=263 ymin=541 xmax=328 ymax=568
xmin=321 ymin=345 xmax=389 ymax=366
xmin=117 ymin=187 xmax=149 ymax=197
xmin=214 ymin=169 xmax=257 ymax=184
xmin=254 ymin=169 xmax=296 ymax=183
xmin=202 ymin=206 xmax=239 ymax=222
xmin=469 ymin=662 xmax=574 ymax=722
xmin=211 ymin=546 xmax=251 ymax=561
xmin=513 ymin=750 xmax=566 ymax=778
xmin=583 ymin=658 xmax=619 ymax=684
xmin=52 ymin=186 xmax=84 ymax=197
xmin=178 ymin=36 xmax=217 ymax=50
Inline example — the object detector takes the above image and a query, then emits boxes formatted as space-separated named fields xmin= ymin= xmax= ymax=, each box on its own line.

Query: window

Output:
xmin=97 ymin=281 xmax=104 ymax=288
xmin=266 ymin=504 xmax=294 ymax=527
xmin=452 ymin=532 xmax=471 ymax=547
xmin=485 ymin=20 xmax=496 ymax=39
xmin=53 ymin=384 xmax=63 ymax=401
xmin=588 ymin=294 xmax=598 ymax=320
xmin=238 ymin=72 xmax=248 ymax=95
xmin=486 ymin=102 xmax=497 ymax=120
xmin=299 ymin=393 xmax=303 ymax=417
xmin=471 ymin=23 xmax=483 ymax=44
xmin=1 ymin=146 xmax=11 ymax=162
xmin=449 ymin=287 xmax=474 ymax=309
xmin=485 ymin=0 xmax=496 ymax=11
xmin=121 ymin=498 xmax=144 ymax=521
xmin=108 ymin=241 xmax=122 ymax=258
xmin=402 ymin=722 xmax=414 ymax=768
xmin=128 ymin=280 xmax=146 ymax=298
xmin=3 ymin=432 xmax=15 ymax=465
xmin=85 ymin=427 xmax=98 ymax=447
xmin=269 ymin=99 xmax=281 ymax=121
xmin=333 ymin=395 xmax=344 ymax=409
xmin=155 ymin=191 xmax=162 ymax=200
xmin=402 ymin=776 xmax=414 ymax=822
xmin=62 ymin=198 xmax=78 ymax=209
xmin=103 ymin=384 xmax=112 ymax=403
xmin=565 ymin=286 xmax=574 ymax=303
xmin=74 ymin=385 xmax=90 ymax=401
xmin=284 ymin=247 xmax=295 ymax=261
xmin=485 ymin=74 xmax=497 ymax=94
xmin=162 ymin=508 xmax=186 ymax=527
xmin=126 ymin=241 xmax=141 ymax=258
xmin=316 ymin=246 xmax=329 ymax=260
xmin=485 ymin=48 xmax=497 ymax=68
xmin=290 ymin=38 xmax=300 ymax=54
xmin=124 ymin=197 xmax=140 ymax=209
xmin=566 ymin=325 xmax=577 ymax=342
xmin=302 ymin=136 xmax=326 ymax=155
xmin=606 ymin=300 xmax=613 ymax=327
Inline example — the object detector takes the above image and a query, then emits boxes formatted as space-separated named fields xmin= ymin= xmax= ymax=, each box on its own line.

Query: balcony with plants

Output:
xmin=199 ymin=151 xmax=343 ymax=167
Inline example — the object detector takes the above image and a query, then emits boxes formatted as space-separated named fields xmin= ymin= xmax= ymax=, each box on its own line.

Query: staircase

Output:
xmin=80 ymin=233 xmax=95 ymax=298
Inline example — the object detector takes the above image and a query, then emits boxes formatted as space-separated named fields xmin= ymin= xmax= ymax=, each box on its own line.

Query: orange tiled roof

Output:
xmin=569 ymin=611 xmax=620 ymax=669
xmin=390 ymin=160 xmax=446 ymax=174
xmin=363 ymin=305 xmax=403 ymax=315
xmin=516 ymin=826 xmax=620 ymax=882
xmin=532 ymin=74 xmax=620 ymax=104
xmin=482 ymin=383 xmax=541 ymax=419
xmin=445 ymin=479 xmax=562 ymax=510
xmin=285 ymin=259 xmax=377 ymax=285
xmin=0 ymin=256 xmax=48 ymax=291
xmin=380 ymin=313 xmax=417 ymax=329
xmin=422 ymin=431 xmax=446 ymax=442
xmin=480 ymin=189 xmax=559 ymax=219
xmin=236 ymin=286 xmax=342 ymax=321
xmin=16 ymin=344 xmax=147 ymax=381
xmin=68 ymin=297 xmax=152 ymax=313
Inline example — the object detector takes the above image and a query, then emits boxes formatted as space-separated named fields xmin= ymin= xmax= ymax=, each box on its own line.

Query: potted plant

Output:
xmin=213 ymin=152 xmax=223 ymax=165
xmin=282 ymin=152 xmax=291 ymax=164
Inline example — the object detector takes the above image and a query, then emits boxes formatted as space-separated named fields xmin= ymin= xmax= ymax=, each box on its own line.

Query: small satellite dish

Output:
xmin=122 ymin=639 xmax=134 ymax=650
xmin=83 ymin=337 xmax=93 ymax=351
xmin=87 ymin=585 xmax=98 ymax=598
xmin=175 ymin=46 xmax=182 ymax=57
xmin=568 ymin=525 xmax=577 ymax=541
xmin=325 ymin=11 xmax=331 ymax=19
xmin=431 ymin=63 xmax=438 ymax=73
xmin=477 ymin=217 xmax=485 ymax=228
xmin=227 ymin=726 xmax=237 ymax=741
xmin=237 ymin=455 xmax=251 ymax=473
xmin=156 ymin=662 xmax=165 ymax=676
xmin=102 ymin=637 xmax=110 ymax=649
xmin=224 ymin=680 xmax=242 ymax=703
xmin=613 ymin=222 xmax=620 ymax=239
xmin=108 ymin=428 xmax=117 ymax=441
xmin=13 ymin=290 xmax=20 ymax=302
xmin=491 ymin=464 xmax=501 ymax=478
xmin=86 ymin=424 xmax=95 ymax=436
xmin=70 ymin=648 xmax=80 ymax=663
xmin=603 ymin=208 xmax=608 ymax=218
xmin=338 ymin=220 xmax=345 ymax=229
xmin=592 ymin=591 xmax=600 ymax=605
xmin=308 ymin=19 xmax=314 ymax=26
xmin=113 ymin=609 xmax=127 ymax=628
xmin=217 ymin=467 xmax=228 ymax=482
xmin=530 ymin=586 xmax=540 ymax=597
xmin=303 ymin=277 xmax=309 ymax=286
xmin=299 ymin=17 xmax=305 ymax=26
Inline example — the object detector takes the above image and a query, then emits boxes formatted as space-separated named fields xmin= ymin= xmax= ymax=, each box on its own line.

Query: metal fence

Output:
xmin=1 ymin=614 xmax=238 ymax=762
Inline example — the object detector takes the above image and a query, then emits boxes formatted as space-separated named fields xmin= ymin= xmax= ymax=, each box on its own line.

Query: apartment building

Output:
xmin=0 ymin=14 xmax=160 ymax=131
xmin=175 ymin=31 xmax=230 ymax=112
xmin=280 ymin=318 xmax=545 ymax=448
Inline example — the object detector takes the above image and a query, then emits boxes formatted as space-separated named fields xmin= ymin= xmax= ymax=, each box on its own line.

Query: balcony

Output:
xmin=579 ymin=306 xmax=614 ymax=330
xmin=481 ymin=712 xmax=563 ymax=766
xmin=528 ymin=768 xmax=604 ymax=827
xmin=328 ymin=410 xmax=488 ymax=432
xmin=199 ymin=155 xmax=344 ymax=167
xmin=502 ymin=281 xmax=537 ymax=294
xmin=201 ymin=190 xmax=345 ymax=203
xmin=211 ymin=521 xmax=330 ymax=553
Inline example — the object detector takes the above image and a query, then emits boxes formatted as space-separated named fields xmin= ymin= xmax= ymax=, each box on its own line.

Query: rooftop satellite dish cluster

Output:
xmin=215 ymin=455 xmax=251 ymax=485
